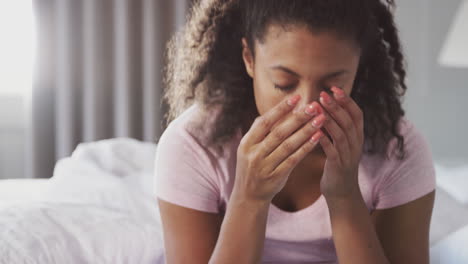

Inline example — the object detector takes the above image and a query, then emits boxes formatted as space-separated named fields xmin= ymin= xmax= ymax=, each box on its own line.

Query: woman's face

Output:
xmin=242 ymin=23 xmax=361 ymax=116
xmin=241 ymin=24 xmax=361 ymax=153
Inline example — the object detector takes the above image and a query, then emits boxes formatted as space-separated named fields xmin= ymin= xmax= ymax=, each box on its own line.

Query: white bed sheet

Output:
xmin=0 ymin=201 xmax=164 ymax=264
xmin=0 ymin=137 xmax=165 ymax=264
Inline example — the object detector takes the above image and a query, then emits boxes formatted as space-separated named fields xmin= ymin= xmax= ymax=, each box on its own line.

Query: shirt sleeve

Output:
xmin=374 ymin=119 xmax=436 ymax=210
xmin=153 ymin=120 xmax=221 ymax=214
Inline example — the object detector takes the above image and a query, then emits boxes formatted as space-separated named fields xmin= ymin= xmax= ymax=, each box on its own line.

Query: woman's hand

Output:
xmin=318 ymin=86 xmax=365 ymax=201
xmin=233 ymin=95 xmax=327 ymax=204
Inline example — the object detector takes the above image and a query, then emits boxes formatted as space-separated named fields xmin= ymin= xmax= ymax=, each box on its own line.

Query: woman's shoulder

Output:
xmin=158 ymin=103 xmax=211 ymax=149
xmin=359 ymin=116 xmax=435 ymax=188
xmin=154 ymin=103 xmax=225 ymax=213
xmin=364 ymin=116 xmax=437 ymax=209
xmin=158 ymin=103 xmax=238 ymax=158
xmin=384 ymin=116 xmax=429 ymax=160
xmin=361 ymin=116 xmax=427 ymax=163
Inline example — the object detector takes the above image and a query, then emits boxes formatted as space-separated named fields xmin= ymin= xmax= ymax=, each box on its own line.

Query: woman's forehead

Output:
xmin=254 ymin=25 xmax=360 ymax=78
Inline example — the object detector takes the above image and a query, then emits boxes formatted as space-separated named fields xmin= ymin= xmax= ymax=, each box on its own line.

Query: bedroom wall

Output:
xmin=0 ymin=96 xmax=26 ymax=179
xmin=395 ymin=0 xmax=468 ymax=164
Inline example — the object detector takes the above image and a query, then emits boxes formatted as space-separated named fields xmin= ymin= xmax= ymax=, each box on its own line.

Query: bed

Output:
xmin=0 ymin=138 xmax=165 ymax=264
xmin=0 ymin=137 xmax=466 ymax=263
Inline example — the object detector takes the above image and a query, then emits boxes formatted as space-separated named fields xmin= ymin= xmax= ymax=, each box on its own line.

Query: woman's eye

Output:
xmin=273 ymin=84 xmax=335 ymax=93
xmin=274 ymin=84 xmax=296 ymax=91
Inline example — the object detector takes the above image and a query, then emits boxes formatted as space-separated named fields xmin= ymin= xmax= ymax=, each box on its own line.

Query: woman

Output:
xmin=155 ymin=0 xmax=436 ymax=263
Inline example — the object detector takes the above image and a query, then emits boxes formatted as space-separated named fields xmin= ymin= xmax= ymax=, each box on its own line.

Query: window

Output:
xmin=0 ymin=1 xmax=35 ymax=97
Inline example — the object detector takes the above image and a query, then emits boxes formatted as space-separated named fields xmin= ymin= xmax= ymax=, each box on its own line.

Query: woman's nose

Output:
xmin=297 ymin=89 xmax=321 ymax=108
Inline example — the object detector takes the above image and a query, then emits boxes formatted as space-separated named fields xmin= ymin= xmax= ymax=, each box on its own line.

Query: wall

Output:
xmin=396 ymin=0 xmax=468 ymax=164
xmin=0 ymin=96 xmax=26 ymax=178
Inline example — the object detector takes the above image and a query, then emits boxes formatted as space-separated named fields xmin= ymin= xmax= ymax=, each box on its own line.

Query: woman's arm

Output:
xmin=209 ymin=190 xmax=270 ymax=264
xmin=316 ymin=87 xmax=391 ymax=263
xmin=158 ymin=198 xmax=223 ymax=264
xmin=326 ymin=190 xmax=391 ymax=264
xmin=372 ymin=190 xmax=435 ymax=264
xmin=326 ymin=189 xmax=434 ymax=264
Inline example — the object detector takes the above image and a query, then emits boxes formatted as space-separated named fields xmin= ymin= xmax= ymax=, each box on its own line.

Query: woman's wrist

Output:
xmin=229 ymin=188 xmax=272 ymax=211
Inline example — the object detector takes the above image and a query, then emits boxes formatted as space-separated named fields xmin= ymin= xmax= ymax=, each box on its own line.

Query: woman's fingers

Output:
xmin=271 ymin=130 xmax=325 ymax=177
xmin=318 ymin=130 xmax=339 ymax=162
xmin=330 ymin=87 xmax=364 ymax=145
xmin=321 ymin=115 xmax=350 ymax=164
xmin=265 ymin=112 xmax=327 ymax=174
xmin=244 ymin=94 xmax=301 ymax=146
xmin=319 ymin=90 xmax=357 ymax=154
xmin=260 ymin=101 xmax=322 ymax=157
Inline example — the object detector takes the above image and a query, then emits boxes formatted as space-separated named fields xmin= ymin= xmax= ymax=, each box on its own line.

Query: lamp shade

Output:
xmin=438 ymin=0 xmax=468 ymax=68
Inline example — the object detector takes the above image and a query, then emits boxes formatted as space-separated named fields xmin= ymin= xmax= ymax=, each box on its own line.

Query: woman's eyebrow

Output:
xmin=270 ymin=65 xmax=301 ymax=77
xmin=320 ymin=69 xmax=349 ymax=80
xmin=270 ymin=65 xmax=349 ymax=80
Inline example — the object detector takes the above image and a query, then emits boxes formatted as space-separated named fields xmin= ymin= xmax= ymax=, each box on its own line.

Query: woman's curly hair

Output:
xmin=162 ymin=0 xmax=408 ymax=160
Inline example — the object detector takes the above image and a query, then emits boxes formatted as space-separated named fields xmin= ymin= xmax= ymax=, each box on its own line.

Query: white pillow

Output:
xmin=70 ymin=137 xmax=157 ymax=197
xmin=40 ymin=137 xmax=160 ymax=223
xmin=41 ymin=157 xmax=159 ymax=222
xmin=435 ymin=163 xmax=468 ymax=205
xmin=430 ymin=187 xmax=468 ymax=245
xmin=431 ymin=224 xmax=468 ymax=264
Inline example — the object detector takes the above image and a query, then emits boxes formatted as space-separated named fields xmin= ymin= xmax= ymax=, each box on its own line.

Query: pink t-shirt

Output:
xmin=154 ymin=103 xmax=436 ymax=264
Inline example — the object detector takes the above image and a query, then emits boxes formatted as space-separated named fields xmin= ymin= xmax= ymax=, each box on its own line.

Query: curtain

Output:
xmin=27 ymin=0 xmax=190 ymax=179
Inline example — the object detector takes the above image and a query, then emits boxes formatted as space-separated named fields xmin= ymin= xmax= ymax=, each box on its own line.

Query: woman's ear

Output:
xmin=241 ymin=38 xmax=254 ymax=78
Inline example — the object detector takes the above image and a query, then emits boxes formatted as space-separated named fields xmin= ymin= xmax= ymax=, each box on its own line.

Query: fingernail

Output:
xmin=311 ymin=114 xmax=326 ymax=128
xmin=310 ymin=131 xmax=324 ymax=143
xmin=304 ymin=102 xmax=318 ymax=116
xmin=287 ymin=94 xmax=301 ymax=106
xmin=320 ymin=92 xmax=333 ymax=105
xmin=331 ymin=86 xmax=346 ymax=99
